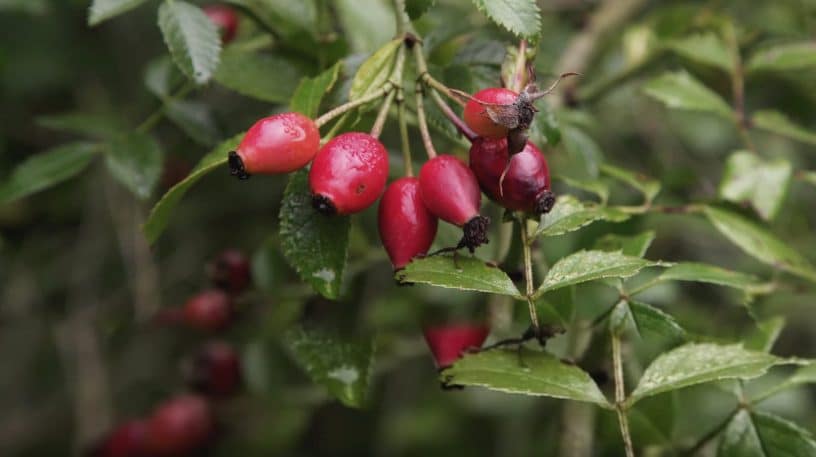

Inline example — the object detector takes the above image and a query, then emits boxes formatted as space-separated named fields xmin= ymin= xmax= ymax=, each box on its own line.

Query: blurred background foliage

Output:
xmin=1 ymin=0 xmax=816 ymax=456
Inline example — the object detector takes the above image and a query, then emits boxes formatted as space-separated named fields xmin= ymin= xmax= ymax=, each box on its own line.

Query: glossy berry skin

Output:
xmin=419 ymin=155 xmax=490 ymax=251
xmin=469 ymin=138 xmax=554 ymax=214
xmin=207 ymin=249 xmax=251 ymax=294
xmin=463 ymin=88 xmax=518 ymax=139
xmin=183 ymin=289 xmax=232 ymax=332
xmin=203 ymin=5 xmax=239 ymax=44
xmin=229 ymin=113 xmax=320 ymax=179
xmin=423 ymin=324 xmax=490 ymax=369
xmin=146 ymin=395 xmax=213 ymax=456
xmin=309 ymin=132 xmax=389 ymax=215
xmin=189 ymin=342 xmax=242 ymax=397
xmin=378 ymin=177 xmax=438 ymax=270
xmin=94 ymin=420 xmax=149 ymax=457
xmin=418 ymin=155 xmax=481 ymax=227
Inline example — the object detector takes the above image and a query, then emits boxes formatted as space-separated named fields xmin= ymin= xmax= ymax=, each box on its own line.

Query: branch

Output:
xmin=552 ymin=0 xmax=649 ymax=108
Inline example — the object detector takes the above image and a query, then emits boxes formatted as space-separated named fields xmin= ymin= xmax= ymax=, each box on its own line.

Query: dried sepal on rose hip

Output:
xmin=470 ymin=138 xmax=555 ymax=215
xmin=309 ymin=132 xmax=389 ymax=216
xmin=423 ymin=323 xmax=490 ymax=369
xmin=378 ymin=177 xmax=438 ymax=271
xmin=418 ymin=155 xmax=490 ymax=252
xmin=457 ymin=73 xmax=579 ymax=154
xmin=229 ymin=112 xmax=320 ymax=179
xmin=146 ymin=395 xmax=214 ymax=457
xmin=203 ymin=4 xmax=239 ymax=44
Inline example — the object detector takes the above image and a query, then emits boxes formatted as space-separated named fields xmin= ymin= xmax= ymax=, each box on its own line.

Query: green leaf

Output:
xmin=88 ymin=0 xmax=149 ymax=26
xmin=396 ymin=255 xmax=521 ymax=297
xmin=104 ymin=132 xmax=163 ymax=200
xmin=290 ymin=62 xmax=342 ymax=118
xmin=349 ymin=39 xmax=401 ymax=101
xmin=665 ymin=32 xmax=734 ymax=72
xmin=643 ymin=71 xmax=733 ymax=119
xmin=752 ymin=110 xmax=816 ymax=146
xmin=143 ymin=133 xmax=242 ymax=244
xmin=719 ymin=410 xmax=816 ymax=457
xmin=144 ymin=56 xmax=181 ymax=98
xmin=535 ymin=250 xmax=658 ymax=297
xmin=600 ymin=163 xmax=662 ymax=204
xmin=594 ymin=231 xmax=656 ymax=258
xmin=528 ymin=102 xmax=561 ymax=146
xmin=285 ymin=327 xmax=375 ymax=408
xmin=658 ymin=262 xmax=772 ymax=293
xmin=158 ymin=1 xmax=222 ymax=84
xmin=719 ymin=409 xmax=765 ymax=457
xmin=534 ymin=195 xmax=629 ymax=237
xmin=555 ymin=175 xmax=610 ymax=204
xmin=719 ymin=151 xmax=792 ymax=221
xmin=470 ymin=0 xmax=541 ymax=40
xmin=629 ymin=301 xmax=686 ymax=341
xmin=703 ymin=206 xmax=816 ymax=282
xmin=443 ymin=348 xmax=610 ymax=407
xmin=37 ymin=112 xmax=125 ymax=139
xmin=0 ymin=143 xmax=98 ymax=204
xmin=745 ymin=316 xmax=786 ymax=353
xmin=561 ymin=125 xmax=603 ymax=178
xmin=788 ymin=362 xmax=816 ymax=385
xmin=802 ymin=171 xmax=816 ymax=187
xmin=215 ymin=48 xmax=302 ymax=103
xmin=746 ymin=42 xmax=816 ymax=73
xmin=279 ymin=169 xmax=350 ymax=299
xmin=165 ymin=100 xmax=221 ymax=146
xmin=630 ymin=343 xmax=783 ymax=404
xmin=405 ymin=0 xmax=435 ymax=19
xmin=334 ymin=0 xmax=395 ymax=53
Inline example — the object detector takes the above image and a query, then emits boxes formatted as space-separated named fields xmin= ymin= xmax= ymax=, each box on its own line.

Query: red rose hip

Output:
xmin=378 ymin=177 xmax=438 ymax=270
xmin=207 ymin=249 xmax=251 ymax=294
xmin=423 ymin=323 xmax=490 ymax=369
xmin=309 ymin=132 xmax=389 ymax=215
xmin=203 ymin=5 xmax=239 ymax=44
xmin=188 ymin=342 xmax=242 ymax=397
xmin=183 ymin=289 xmax=232 ymax=332
xmin=146 ymin=395 xmax=213 ymax=456
xmin=418 ymin=155 xmax=489 ymax=251
xmin=469 ymin=138 xmax=555 ymax=214
xmin=229 ymin=112 xmax=320 ymax=179
xmin=94 ymin=420 xmax=149 ymax=457
xmin=463 ymin=88 xmax=518 ymax=139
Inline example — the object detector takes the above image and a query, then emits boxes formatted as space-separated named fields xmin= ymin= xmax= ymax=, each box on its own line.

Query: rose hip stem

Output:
xmin=429 ymin=89 xmax=478 ymax=143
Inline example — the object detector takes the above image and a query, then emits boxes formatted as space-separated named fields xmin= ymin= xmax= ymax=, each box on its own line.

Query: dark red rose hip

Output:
xmin=229 ymin=112 xmax=320 ymax=179
xmin=378 ymin=177 xmax=438 ymax=270
xmin=94 ymin=420 xmax=149 ymax=457
xmin=469 ymin=138 xmax=554 ymax=214
xmin=146 ymin=395 xmax=213 ymax=456
xmin=309 ymin=132 xmax=389 ymax=215
xmin=188 ymin=341 xmax=242 ymax=397
xmin=418 ymin=155 xmax=490 ymax=251
xmin=183 ymin=289 xmax=232 ymax=332
xmin=207 ymin=249 xmax=251 ymax=294
xmin=203 ymin=5 xmax=239 ymax=44
xmin=423 ymin=323 xmax=490 ymax=369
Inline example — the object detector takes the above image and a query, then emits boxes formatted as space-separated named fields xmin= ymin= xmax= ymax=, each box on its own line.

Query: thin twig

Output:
xmin=370 ymin=90 xmax=396 ymax=139
xmin=414 ymin=82 xmax=437 ymax=159
xmin=612 ymin=334 xmax=636 ymax=457
xmin=519 ymin=219 xmax=540 ymax=334
xmin=397 ymin=94 xmax=413 ymax=176
xmin=315 ymin=86 xmax=391 ymax=128
xmin=509 ymin=40 xmax=528 ymax=93
xmin=429 ymin=89 xmax=478 ymax=142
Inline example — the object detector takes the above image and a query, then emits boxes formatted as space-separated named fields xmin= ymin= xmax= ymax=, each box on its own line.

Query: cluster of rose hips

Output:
xmin=228 ymin=90 xmax=553 ymax=269
xmin=94 ymin=250 xmax=249 ymax=456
